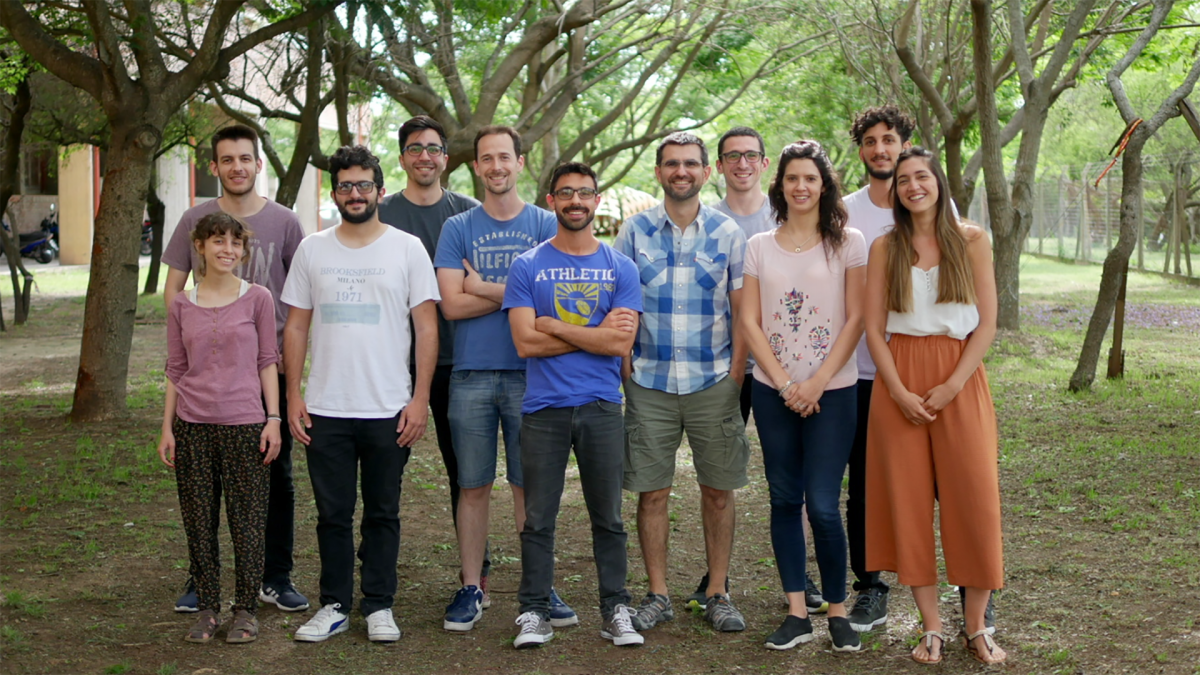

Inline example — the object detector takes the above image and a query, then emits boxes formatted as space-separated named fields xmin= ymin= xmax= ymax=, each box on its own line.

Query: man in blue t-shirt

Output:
xmin=502 ymin=162 xmax=643 ymax=649
xmin=433 ymin=125 xmax=560 ymax=632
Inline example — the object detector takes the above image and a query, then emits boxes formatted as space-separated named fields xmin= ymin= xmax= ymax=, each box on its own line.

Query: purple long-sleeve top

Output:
xmin=166 ymin=284 xmax=279 ymax=425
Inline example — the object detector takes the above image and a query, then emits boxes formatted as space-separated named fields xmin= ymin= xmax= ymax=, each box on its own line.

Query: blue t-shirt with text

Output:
xmin=503 ymin=241 xmax=642 ymax=414
xmin=435 ymin=204 xmax=557 ymax=371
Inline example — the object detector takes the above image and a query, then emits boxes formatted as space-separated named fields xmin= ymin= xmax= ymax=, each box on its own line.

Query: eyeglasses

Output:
xmin=661 ymin=159 xmax=704 ymax=170
xmin=551 ymin=187 xmax=598 ymax=200
xmin=403 ymin=144 xmax=446 ymax=157
xmin=720 ymin=151 xmax=763 ymax=164
xmin=334 ymin=181 xmax=379 ymax=195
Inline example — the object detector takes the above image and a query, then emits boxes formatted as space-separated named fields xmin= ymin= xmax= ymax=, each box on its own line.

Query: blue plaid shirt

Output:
xmin=614 ymin=203 xmax=746 ymax=395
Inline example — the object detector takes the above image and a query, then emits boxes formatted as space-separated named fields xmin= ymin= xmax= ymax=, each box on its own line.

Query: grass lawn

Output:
xmin=1 ymin=255 xmax=1197 ymax=674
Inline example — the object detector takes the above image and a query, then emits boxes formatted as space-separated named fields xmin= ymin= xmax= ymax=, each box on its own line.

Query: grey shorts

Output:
xmin=623 ymin=375 xmax=749 ymax=492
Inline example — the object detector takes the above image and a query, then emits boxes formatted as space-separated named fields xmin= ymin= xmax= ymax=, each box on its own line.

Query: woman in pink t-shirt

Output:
xmin=158 ymin=212 xmax=281 ymax=644
xmin=739 ymin=141 xmax=866 ymax=652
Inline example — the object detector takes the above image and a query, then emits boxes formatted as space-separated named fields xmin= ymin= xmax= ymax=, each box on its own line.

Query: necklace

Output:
xmin=780 ymin=228 xmax=819 ymax=252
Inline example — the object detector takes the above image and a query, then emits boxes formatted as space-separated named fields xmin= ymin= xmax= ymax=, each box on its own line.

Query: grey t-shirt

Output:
xmin=713 ymin=195 xmax=776 ymax=373
xmin=377 ymin=189 xmax=479 ymax=366
xmin=162 ymin=199 xmax=304 ymax=351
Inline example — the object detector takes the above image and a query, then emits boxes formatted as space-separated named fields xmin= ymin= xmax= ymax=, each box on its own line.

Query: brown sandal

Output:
xmin=964 ymin=629 xmax=1006 ymax=664
xmin=911 ymin=630 xmax=944 ymax=665
xmin=184 ymin=609 xmax=219 ymax=644
xmin=226 ymin=610 xmax=259 ymax=643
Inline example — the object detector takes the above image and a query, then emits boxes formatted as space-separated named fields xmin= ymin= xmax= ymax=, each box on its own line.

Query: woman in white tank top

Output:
xmin=862 ymin=147 xmax=1005 ymax=665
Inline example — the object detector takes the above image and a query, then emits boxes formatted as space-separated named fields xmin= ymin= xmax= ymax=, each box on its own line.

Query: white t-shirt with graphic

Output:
xmin=281 ymin=226 xmax=440 ymax=418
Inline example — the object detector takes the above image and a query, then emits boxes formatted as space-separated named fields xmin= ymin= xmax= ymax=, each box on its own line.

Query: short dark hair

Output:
xmin=849 ymin=105 xmax=916 ymax=146
xmin=717 ymin=126 xmax=765 ymax=158
xmin=191 ymin=211 xmax=252 ymax=276
xmin=329 ymin=145 xmax=384 ymax=189
xmin=398 ymin=115 xmax=448 ymax=151
xmin=656 ymin=131 xmax=708 ymax=166
xmin=767 ymin=140 xmax=848 ymax=257
xmin=549 ymin=161 xmax=599 ymax=193
xmin=211 ymin=124 xmax=259 ymax=160
xmin=474 ymin=125 xmax=522 ymax=159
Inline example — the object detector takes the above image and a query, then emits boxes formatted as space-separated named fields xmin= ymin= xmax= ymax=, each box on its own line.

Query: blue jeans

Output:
xmin=448 ymin=370 xmax=526 ymax=489
xmin=752 ymin=379 xmax=856 ymax=604
xmin=517 ymin=401 xmax=632 ymax=619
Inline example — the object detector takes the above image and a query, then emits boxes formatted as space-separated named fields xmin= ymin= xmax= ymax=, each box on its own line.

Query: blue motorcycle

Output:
xmin=3 ymin=211 xmax=57 ymax=264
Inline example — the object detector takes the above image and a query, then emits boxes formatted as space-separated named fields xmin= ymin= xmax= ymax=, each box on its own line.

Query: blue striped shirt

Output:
xmin=613 ymin=203 xmax=746 ymax=395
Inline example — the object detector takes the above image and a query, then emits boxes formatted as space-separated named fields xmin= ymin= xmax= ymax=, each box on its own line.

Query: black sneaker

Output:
xmin=260 ymin=580 xmax=310 ymax=612
xmin=828 ymin=616 xmax=862 ymax=652
xmin=174 ymin=578 xmax=198 ymax=613
xmin=958 ymin=587 xmax=996 ymax=635
xmin=805 ymin=574 xmax=828 ymax=614
xmin=685 ymin=573 xmax=730 ymax=610
xmin=847 ymin=587 xmax=888 ymax=632
xmin=764 ymin=615 xmax=813 ymax=650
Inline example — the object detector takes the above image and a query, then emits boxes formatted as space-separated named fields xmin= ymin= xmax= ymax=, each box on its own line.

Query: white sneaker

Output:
xmin=366 ymin=608 xmax=401 ymax=642
xmin=294 ymin=603 xmax=349 ymax=642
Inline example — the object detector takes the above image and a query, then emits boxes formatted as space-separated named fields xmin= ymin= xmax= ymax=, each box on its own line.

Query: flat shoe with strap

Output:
xmin=964 ymin=629 xmax=1006 ymax=664
xmin=184 ymin=609 xmax=219 ymax=644
xmin=911 ymin=630 xmax=944 ymax=665
xmin=226 ymin=610 xmax=259 ymax=643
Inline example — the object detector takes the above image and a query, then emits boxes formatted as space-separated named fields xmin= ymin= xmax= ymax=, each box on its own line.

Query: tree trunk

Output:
xmin=142 ymin=160 xmax=165 ymax=294
xmin=72 ymin=123 xmax=158 ymax=421
xmin=1068 ymin=138 xmax=1146 ymax=392
xmin=1 ymin=68 xmax=33 ymax=326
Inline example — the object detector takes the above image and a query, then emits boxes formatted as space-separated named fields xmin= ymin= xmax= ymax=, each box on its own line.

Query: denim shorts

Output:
xmin=448 ymin=370 xmax=526 ymax=489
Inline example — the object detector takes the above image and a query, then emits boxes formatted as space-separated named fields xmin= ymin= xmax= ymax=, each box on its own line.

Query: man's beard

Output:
xmin=338 ymin=199 xmax=378 ymax=224
xmin=556 ymin=207 xmax=594 ymax=232
xmin=220 ymin=175 xmax=256 ymax=196
xmin=865 ymin=162 xmax=894 ymax=181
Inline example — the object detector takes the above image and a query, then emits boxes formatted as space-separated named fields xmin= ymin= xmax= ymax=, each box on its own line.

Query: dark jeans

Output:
xmin=423 ymin=364 xmax=490 ymax=578
xmin=306 ymin=413 xmax=410 ymax=616
xmin=752 ymin=379 xmax=855 ymax=604
xmin=189 ymin=372 xmax=295 ymax=587
xmin=518 ymin=401 xmax=632 ymax=619
xmin=847 ymin=379 xmax=888 ymax=593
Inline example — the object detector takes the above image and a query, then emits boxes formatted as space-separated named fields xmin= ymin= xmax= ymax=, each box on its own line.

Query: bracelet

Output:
xmin=266 ymin=415 xmax=282 ymax=422
xmin=777 ymin=380 xmax=794 ymax=398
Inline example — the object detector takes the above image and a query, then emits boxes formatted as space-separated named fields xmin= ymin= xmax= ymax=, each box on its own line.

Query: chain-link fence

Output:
xmin=966 ymin=152 xmax=1199 ymax=278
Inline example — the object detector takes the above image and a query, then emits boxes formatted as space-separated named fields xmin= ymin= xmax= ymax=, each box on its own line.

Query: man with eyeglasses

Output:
xmin=503 ymin=161 xmax=643 ymax=648
xmin=376 ymin=115 xmax=491 ymax=606
xmin=282 ymin=145 xmax=439 ymax=643
xmin=434 ymin=125 xmax=562 ymax=633
xmin=613 ymin=132 xmax=750 ymax=634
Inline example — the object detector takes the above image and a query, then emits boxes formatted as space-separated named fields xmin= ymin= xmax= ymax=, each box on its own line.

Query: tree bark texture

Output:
xmin=142 ymin=160 xmax=165 ymax=295
xmin=1 ymin=68 xmax=33 ymax=326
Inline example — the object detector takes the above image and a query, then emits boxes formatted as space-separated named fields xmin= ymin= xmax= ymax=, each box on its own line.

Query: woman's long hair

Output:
xmin=885 ymin=147 xmax=975 ymax=313
xmin=767 ymin=140 xmax=847 ymax=256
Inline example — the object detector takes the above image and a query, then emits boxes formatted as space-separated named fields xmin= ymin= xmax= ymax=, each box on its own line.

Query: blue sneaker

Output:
xmin=174 ymin=578 xmax=198 ymax=613
xmin=260 ymin=580 xmax=310 ymax=612
xmin=444 ymin=585 xmax=484 ymax=631
xmin=549 ymin=588 xmax=578 ymax=627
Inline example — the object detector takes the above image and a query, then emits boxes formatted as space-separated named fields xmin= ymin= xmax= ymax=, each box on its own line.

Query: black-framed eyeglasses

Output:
xmin=721 ymin=151 xmax=763 ymax=163
xmin=551 ymin=187 xmax=599 ymax=200
xmin=403 ymin=144 xmax=446 ymax=157
xmin=334 ymin=181 xmax=379 ymax=195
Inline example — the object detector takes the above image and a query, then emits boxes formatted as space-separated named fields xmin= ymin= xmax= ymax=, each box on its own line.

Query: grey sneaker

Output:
xmin=704 ymin=594 xmax=746 ymax=632
xmin=848 ymin=587 xmax=889 ymax=632
xmin=600 ymin=604 xmax=644 ymax=646
xmin=513 ymin=611 xmax=553 ymax=648
xmin=630 ymin=593 xmax=674 ymax=631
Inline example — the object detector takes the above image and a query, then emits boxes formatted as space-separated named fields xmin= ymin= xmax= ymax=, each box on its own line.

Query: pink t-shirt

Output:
xmin=165 ymin=284 xmax=279 ymax=425
xmin=744 ymin=228 xmax=867 ymax=390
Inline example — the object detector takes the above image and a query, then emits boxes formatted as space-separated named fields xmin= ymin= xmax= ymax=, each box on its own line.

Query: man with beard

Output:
xmin=434 ymin=126 xmax=562 ymax=633
xmin=281 ymin=145 xmax=439 ymax=643
xmin=162 ymin=124 xmax=308 ymax=614
xmin=613 ymin=132 xmax=750 ymax=634
xmin=502 ymin=162 xmax=643 ymax=648
xmin=375 ymin=116 xmax=491 ymax=605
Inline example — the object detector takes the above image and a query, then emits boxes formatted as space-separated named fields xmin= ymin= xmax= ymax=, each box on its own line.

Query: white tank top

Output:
xmin=886 ymin=266 xmax=979 ymax=340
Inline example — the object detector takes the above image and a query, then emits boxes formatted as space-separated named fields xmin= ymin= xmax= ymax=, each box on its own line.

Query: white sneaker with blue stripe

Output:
xmin=294 ymin=603 xmax=349 ymax=642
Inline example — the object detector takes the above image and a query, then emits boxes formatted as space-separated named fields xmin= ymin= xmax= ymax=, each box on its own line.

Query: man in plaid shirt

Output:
xmin=613 ymin=132 xmax=750 ymax=633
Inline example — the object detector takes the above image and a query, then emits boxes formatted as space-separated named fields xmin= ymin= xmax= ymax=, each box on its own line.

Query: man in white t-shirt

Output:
xmin=281 ymin=146 xmax=439 ymax=644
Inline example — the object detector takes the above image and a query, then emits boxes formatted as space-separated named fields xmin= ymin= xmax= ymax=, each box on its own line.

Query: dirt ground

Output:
xmin=1 ymin=283 xmax=1198 ymax=675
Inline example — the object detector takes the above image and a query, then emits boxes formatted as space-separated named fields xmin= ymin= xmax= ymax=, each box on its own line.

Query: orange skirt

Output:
xmin=865 ymin=334 xmax=1003 ymax=589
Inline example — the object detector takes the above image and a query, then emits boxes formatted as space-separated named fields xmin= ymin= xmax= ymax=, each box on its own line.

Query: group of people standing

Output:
xmin=156 ymin=104 xmax=1005 ymax=665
